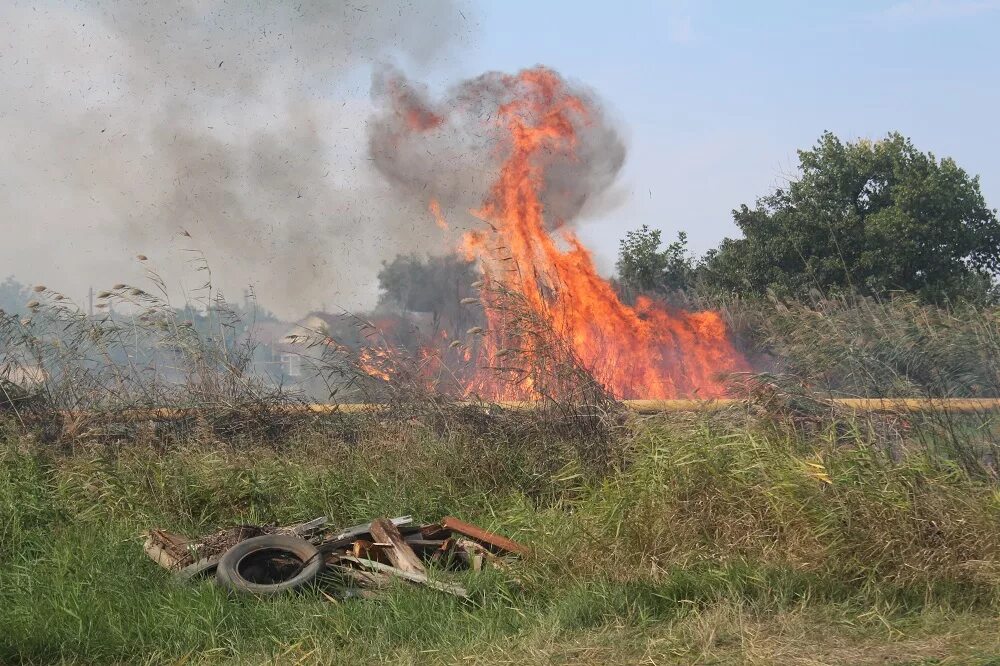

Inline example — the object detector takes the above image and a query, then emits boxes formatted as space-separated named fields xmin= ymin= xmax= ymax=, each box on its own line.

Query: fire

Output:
xmin=357 ymin=348 xmax=394 ymax=383
xmin=428 ymin=198 xmax=448 ymax=230
xmin=382 ymin=67 xmax=748 ymax=400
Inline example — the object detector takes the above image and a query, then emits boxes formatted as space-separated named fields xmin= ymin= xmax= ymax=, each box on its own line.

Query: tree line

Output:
xmin=616 ymin=131 xmax=1000 ymax=303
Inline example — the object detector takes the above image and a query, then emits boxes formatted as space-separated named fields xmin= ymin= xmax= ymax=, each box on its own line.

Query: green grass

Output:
xmin=1 ymin=415 xmax=999 ymax=664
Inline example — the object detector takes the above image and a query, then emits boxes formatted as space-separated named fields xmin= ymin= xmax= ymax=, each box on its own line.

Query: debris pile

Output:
xmin=144 ymin=515 xmax=527 ymax=599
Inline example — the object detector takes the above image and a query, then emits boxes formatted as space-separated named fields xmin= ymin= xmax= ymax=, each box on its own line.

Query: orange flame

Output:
xmin=358 ymin=348 xmax=394 ymax=382
xmin=403 ymin=67 xmax=748 ymax=399
xmin=428 ymin=198 xmax=448 ymax=230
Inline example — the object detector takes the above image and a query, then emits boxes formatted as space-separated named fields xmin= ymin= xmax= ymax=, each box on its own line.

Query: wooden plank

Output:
xmin=318 ymin=537 xmax=355 ymax=554
xmin=370 ymin=518 xmax=425 ymax=575
xmin=288 ymin=516 xmax=327 ymax=537
xmin=352 ymin=539 xmax=373 ymax=559
xmin=335 ymin=555 xmax=468 ymax=599
xmin=403 ymin=538 xmax=448 ymax=551
xmin=455 ymin=537 xmax=492 ymax=571
xmin=441 ymin=517 xmax=529 ymax=556
xmin=329 ymin=564 xmax=394 ymax=590
xmin=148 ymin=529 xmax=192 ymax=563
xmin=175 ymin=554 xmax=222 ymax=581
xmin=143 ymin=536 xmax=181 ymax=570
xmin=419 ymin=523 xmax=451 ymax=540
xmin=330 ymin=515 xmax=413 ymax=542
xmin=351 ymin=539 xmax=391 ymax=563
xmin=430 ymin=537 xmax=455 ymax=565
xmin=454 ymin=537 xmax=521 ymax=583
xmin=318 ymin=515 xmax=414 ymax=554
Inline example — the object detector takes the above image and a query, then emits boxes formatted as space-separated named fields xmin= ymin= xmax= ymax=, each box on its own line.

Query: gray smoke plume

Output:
xmin=368 ymin=65 xmax=627 ymax=231
xmin=0 ymin=0 xmax=471 ymax=317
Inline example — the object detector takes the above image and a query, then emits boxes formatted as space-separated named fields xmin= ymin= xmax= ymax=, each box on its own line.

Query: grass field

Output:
xmin=2 ymin=411 xmax=999 ymax=665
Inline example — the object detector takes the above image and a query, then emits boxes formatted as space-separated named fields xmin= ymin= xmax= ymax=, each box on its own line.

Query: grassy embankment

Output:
xmin=2 ymin=410 xmax=999 ymax=665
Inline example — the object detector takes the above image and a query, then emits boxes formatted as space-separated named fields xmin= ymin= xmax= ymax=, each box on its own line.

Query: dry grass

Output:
xmin=0 ymin=259 xmax=314 ymax=446
xmin=285 ymin=277 xmax=627 ymax=468
xmin=444 ymin=604 xmax=1000 ymax=665
xmin=720 ymin=292 xmax=1000 ymax=399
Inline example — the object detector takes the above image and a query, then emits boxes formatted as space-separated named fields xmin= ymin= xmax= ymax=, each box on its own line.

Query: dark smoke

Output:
xmin=1 ymin=0 xmax=471 ymax=316
xmin=368 ymin=65 xmax=627 ymax=230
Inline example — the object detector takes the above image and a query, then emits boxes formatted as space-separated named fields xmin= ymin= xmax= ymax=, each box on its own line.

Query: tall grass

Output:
xmin=720 ymin=293 xmax=1000 ymax=399
xmin=290 ymin=278 xmax=625 ymax=462
xmin=0 ymin=257 xmax=313 ymax=445
xmin=710 ymin=294 xmax=1000 ymax=478
xmin=1 ymin=412 xmax=999 ymax=663
xmin=3 ymin=269 xmax=1000 ymax=661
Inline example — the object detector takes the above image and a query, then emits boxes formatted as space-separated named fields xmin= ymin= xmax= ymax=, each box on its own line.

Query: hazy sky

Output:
xmin=2 ymin=0 xmax=998 ymax=317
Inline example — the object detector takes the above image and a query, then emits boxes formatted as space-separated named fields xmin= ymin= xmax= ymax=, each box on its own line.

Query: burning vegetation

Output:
xmin=370 ymin=66 xmax=748 ymax=400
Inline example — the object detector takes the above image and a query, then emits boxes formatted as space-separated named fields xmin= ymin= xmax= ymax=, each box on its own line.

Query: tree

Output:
xmin=377 ymin=253 xmax=481 ymax=325
xmin=702 ymin=132 xmax=1000 ymax=301
xmin=616 ymin=225 xmax=696 ymax=294
xmin=377 ymin=253 xmax=478 ymax=313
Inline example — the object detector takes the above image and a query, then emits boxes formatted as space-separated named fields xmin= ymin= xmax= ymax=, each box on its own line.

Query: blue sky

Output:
xmin=443 ymin=0 xmax=1000 ymax=272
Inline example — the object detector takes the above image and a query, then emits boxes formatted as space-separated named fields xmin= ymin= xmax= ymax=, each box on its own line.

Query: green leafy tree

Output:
xmin=376 ymin=253 xmax=482 ymax=331
xmin=703 ymin=132 xmax=1000 ymax=301
xmin=377 ymin=253 xmax=478 ymax=312
xmin=616 ymin=225 xmax=695 ymax=294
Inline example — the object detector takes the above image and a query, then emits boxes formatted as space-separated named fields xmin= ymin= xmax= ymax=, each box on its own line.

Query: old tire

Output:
xmin=215 ymin=534 xmax=323 ymax=595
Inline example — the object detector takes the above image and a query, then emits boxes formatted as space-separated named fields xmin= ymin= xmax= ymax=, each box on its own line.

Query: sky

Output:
xmin=1 ymin=0 xmax=999 ymax=316
xmin=461 ymin=0 xmax=1000 ymax=271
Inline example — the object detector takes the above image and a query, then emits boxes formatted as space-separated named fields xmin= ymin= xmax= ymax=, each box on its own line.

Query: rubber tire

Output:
xmin=215 ymin=535 xmax=323 ymax=595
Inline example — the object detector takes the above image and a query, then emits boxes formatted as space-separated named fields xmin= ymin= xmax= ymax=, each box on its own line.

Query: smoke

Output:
xmin=368 ymin=65 xmax=627 ymax=231
xmin=0 ymin=0 xmax=471 ymax=317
